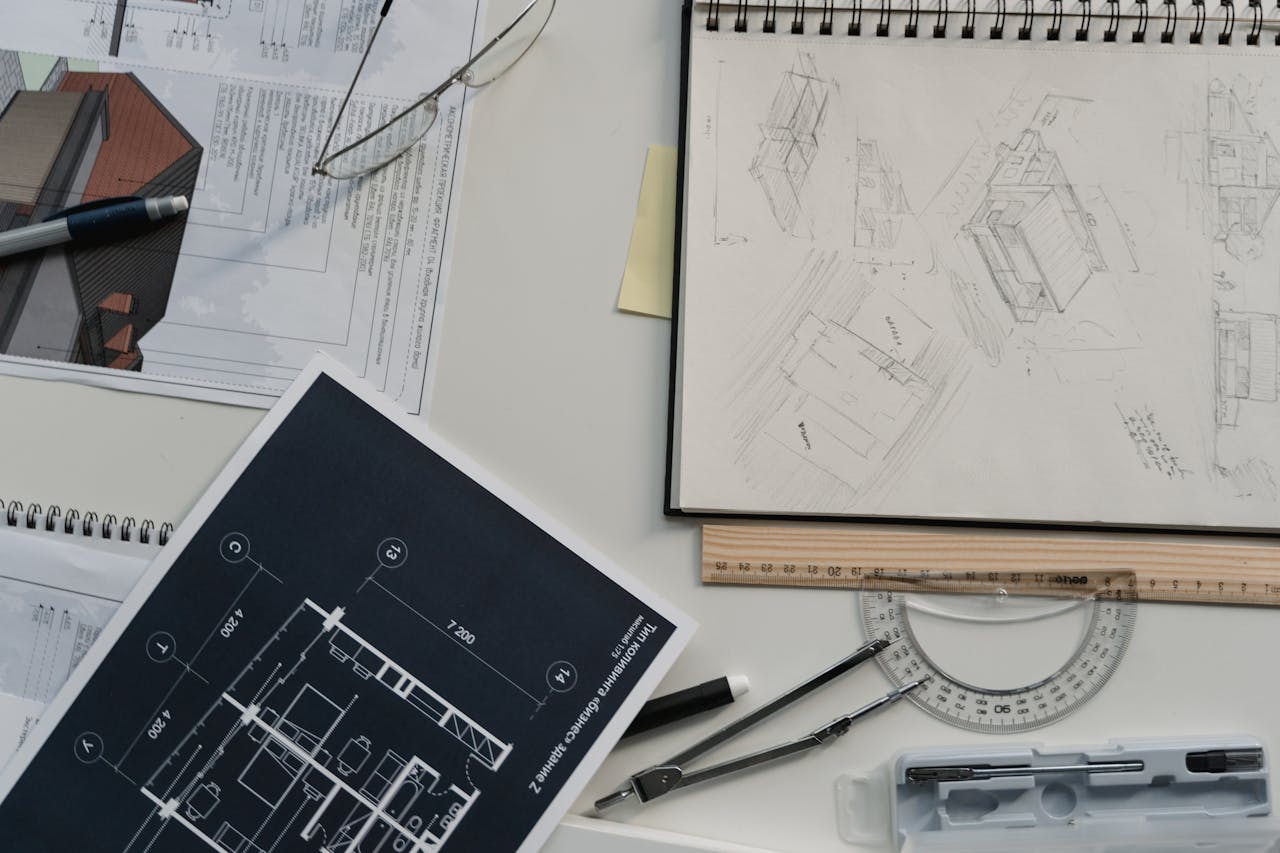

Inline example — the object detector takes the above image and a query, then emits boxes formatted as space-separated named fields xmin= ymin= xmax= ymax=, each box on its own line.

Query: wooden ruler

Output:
xmin=702 ymin=524 xmax=1280 ymax=605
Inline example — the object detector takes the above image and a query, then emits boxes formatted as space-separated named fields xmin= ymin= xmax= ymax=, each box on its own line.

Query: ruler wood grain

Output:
xmin=702 ymin=524 xmax=1280 ymax=605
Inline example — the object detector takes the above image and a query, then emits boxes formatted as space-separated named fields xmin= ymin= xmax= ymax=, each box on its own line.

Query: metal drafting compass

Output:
xmin=860 ymin=586 xmax=1136 ymax=733
xmin=595 ymin=639 xmax=919 ymax=811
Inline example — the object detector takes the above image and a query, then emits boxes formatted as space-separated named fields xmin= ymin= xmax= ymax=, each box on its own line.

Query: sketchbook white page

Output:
xmin=676 ymin=25 xmax=1280 ymax=529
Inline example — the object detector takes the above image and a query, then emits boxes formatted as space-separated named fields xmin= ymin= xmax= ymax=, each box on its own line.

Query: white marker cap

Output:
xmin=728 ymin=674 xmax=750 ymax=699
xmin=145 ymin=195 xmax=190 ymax=221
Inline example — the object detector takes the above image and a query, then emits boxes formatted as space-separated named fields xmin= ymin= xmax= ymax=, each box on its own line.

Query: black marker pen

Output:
xmin=622 ymin=675 xmax=750 ymax=738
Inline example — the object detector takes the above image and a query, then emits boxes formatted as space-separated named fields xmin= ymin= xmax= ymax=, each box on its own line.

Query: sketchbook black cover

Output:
xmin=664 ymin=1 xmax=1280 ymax=536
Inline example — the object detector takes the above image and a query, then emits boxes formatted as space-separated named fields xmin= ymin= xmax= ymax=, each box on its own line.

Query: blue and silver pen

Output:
xmin=0 ymin=195 xmax=190 ymax=259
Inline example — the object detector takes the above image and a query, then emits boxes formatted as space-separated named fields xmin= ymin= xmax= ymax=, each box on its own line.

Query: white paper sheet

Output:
xmin=0 ymin=0 xmax=487 ymax=414
xmin=1 ymin=0 xmax=480 ymax=94
xmin=676 ymin=19 xmax=1280 ymax=530
xmin=0 ymin=526 xmax=150 ymax=768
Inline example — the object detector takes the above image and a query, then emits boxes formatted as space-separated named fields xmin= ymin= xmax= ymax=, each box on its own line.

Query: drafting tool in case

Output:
xmin=835 ymin=736 xmax=1278 ymax=851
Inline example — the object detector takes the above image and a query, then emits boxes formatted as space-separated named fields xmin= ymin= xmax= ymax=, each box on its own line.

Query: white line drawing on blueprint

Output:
xmin=749 ymin=52 xmax=832 ymax=238
xmin=356 ymin=542 xmax=557 ymax=717
xmin=727 ymin=252 xmax=969 ymax=512
xmin=854 ymin=139 xmax=911 ymax=249
xmin=124 ymin=598 xmax=511 ymax=853
xmin=963 ymin=129 xmax=1109 ymax=323
xmin=1168 ymin=78 xmax=1280 ymax=263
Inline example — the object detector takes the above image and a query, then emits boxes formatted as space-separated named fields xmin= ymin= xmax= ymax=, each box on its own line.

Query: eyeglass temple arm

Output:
xmin=313 ymin=0 xmax=396 ymax=172
xmin=321 ymin=35 xmax=499 ymax=168
xmin=314 ymin=0 xmax=549 ymax=175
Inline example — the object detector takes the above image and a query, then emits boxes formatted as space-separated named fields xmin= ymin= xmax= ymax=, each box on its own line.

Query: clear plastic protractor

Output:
xmin=859 ymin=589 xmax=1136 ymax=733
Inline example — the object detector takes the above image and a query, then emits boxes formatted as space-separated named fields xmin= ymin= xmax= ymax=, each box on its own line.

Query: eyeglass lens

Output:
xmin=317 ymin=0 xmax=554 ymax=179
xmin=462 ymin=0 xmax=556 ymax=87
xmin=320 ymin=98 xmax=440 ymax=180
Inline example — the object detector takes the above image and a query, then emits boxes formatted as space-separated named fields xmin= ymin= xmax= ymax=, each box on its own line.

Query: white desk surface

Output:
xmin=3 ymin=2 xmax=1280 ymax=850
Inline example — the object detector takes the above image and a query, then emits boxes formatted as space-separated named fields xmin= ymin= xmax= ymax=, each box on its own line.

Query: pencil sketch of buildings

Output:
xmin=1169 ymin=79 xmax=1280 ymax=261
xmin=854 ymin=139 xmax=911 ymax=249
xmin=749 ymin=53 xmax=831 ymax=237
xmin=964 ymin=130 xmax=1108 ymax=323
xmin=1215 ymin=307 xmax=1280 ymax=427
xmin=729 ymin=254 xmax=968 ymax=511
xmin=1214 ymin=306 xmax=1280 ymax=499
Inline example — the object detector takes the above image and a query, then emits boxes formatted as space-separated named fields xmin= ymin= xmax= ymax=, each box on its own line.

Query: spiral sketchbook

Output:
xmin=0 ymin=502 xmax=163 ymax=770
xmin=0 ymin=525 xmax=152 ymax=771
xmin=0 ymin=354 xmax=693 ymax=853
xmin=668 ymin=0 xmax=1280 ymax=531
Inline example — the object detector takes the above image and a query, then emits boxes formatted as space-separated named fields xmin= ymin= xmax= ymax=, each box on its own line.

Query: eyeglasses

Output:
xmin=313 ymin=0 xmax=555 ymax=180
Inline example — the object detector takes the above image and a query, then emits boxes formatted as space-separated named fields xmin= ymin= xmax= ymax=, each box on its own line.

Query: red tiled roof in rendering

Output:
xmin=58 ymin=72 xmax=194 ymax=202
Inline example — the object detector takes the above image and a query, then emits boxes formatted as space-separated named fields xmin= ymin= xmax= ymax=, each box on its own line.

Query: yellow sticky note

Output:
xmin=618 ymin=144 xmax=677 ymax=320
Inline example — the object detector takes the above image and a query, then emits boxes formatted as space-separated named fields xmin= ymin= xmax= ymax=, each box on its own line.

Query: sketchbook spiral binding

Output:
xmin=0 ymin=499 xmax=171 ymax=546
xmin=703 ymin=0 xmax=1277 ymax=46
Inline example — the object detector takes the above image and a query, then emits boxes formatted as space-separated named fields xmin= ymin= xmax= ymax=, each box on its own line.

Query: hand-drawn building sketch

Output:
xmin=127 ymin=599 xmax=510 ymax=853
xmin=1170 ymin=79 xmax=1280 ymax=261
xmin=1215 ymin=307 xmax=1280 ymax=427
xmin=1205 ymin=83 xmax=1280 ymax=242
xmin=761 ymin=298 xmax=932 ymax=488
xmin=854 ymin=139 xmax=911 ymax=249
xmin=0 ymin=50 xmax=199 ymax=372
xmin=749 ymin=53 xmax=830 ymax=237
xmin=964 ymin=130 xmax=1107 ymax=323
xmin=730 ymin=255 xmax=968 ymax=511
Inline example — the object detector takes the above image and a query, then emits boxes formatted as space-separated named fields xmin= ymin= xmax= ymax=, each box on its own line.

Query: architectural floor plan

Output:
xmin=0 ymin=362 xmax=688 ymax=852
xmin=130 ymin=600 xmax=510 ymax=853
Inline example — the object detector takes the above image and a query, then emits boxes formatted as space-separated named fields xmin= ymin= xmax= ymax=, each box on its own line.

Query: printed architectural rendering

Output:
xmin=0 ymin=50 xmax=200 ymax=371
